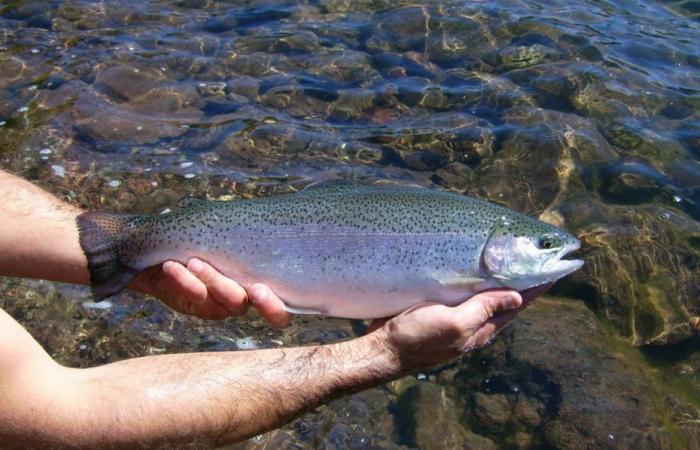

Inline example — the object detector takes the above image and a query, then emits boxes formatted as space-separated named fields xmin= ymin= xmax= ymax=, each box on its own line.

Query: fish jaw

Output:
xmin=545 ymin=258 xmax=584 ymax=279
xmin=541 ymin=240 xmax=584 ymax=280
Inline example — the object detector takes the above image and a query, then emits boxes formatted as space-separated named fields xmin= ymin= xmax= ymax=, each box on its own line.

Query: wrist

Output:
xmin=327 ymin=331 xmax=404 ymax=391
xmin=0 ymin=170 xmax=89 ymax=284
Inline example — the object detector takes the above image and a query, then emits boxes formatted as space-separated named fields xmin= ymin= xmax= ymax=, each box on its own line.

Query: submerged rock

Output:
xmin=557 ymin=196 xmax=700 ymax=346
xmin=366 ymin=5 xmax=496 ymax=67
xmin=602 ymin=121 xmax=689 ymax=162
xmin=357 ymin=112 xmax=495 ymax=172
xmin=94 ymin=65 xmax=203 ymax=114
xmin=453 ymin=298 xmax=700 ymax=449
xmin=497 ymin=44 xmax=561 ymax=71
xmin=597 ymin=158 xmax=670 ymax=204
xmin=69 ymin=83 xmax=193 ymax=146
xmin=246 ymin=387 xmax=406 ymax=450
xmin=474 ymin=106 xmax=617 ymax=213
xmin=396 ymin=382 xmax=497 ymax=450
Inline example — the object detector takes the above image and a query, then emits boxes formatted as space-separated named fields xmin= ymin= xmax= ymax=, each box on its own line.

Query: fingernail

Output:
xmin=189 ymin=259 xmax=203 ymax=274
xmin=162 ymin=261 xmax=175 ymax=272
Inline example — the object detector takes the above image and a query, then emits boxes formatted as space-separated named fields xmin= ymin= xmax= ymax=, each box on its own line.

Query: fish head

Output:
xmin=482 ymin=216 xmax=584 ymax=291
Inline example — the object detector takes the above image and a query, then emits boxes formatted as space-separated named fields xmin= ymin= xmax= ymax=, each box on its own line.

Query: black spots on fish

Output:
xmin=137 ymin=186 xmax=565 ymax=267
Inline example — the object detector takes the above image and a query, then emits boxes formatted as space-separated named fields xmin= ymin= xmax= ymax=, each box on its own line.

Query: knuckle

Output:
xmin=249 ymin=283 xmax=268 ymax=301
xmin=199 ymin=268 xmax=217 ymax=285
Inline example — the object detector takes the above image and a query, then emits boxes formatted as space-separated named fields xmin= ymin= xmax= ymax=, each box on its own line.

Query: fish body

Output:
xmin=78 ymin=182 xmax=583 ymax=318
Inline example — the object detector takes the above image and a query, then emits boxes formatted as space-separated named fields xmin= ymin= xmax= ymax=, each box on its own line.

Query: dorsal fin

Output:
xmin=299 ymin=178 xmax=430 ymax=196
xmin=177 ymin=196 xmax=208 ymax=208
xmin=301 ymin=178 xmax=365 ymax=193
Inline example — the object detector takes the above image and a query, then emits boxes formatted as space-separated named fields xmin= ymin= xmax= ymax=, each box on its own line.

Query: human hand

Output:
xmin=370 ymin=286 xmax=548 ymax=371
xmin=129 ymin=258 xmax=291 ymax=326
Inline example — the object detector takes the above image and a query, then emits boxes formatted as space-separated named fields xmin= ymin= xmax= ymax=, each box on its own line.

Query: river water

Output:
xmin=0 ymin=1 xmax=698 ymax=448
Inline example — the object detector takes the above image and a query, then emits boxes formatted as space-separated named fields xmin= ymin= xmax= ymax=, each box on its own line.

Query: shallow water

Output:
xmin=0 ymin=0 xmax=698 ymax=448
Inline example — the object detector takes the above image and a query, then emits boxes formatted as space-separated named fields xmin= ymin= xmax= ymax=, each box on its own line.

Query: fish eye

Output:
xmin=537 ymin=236 xmax=557 ymax=249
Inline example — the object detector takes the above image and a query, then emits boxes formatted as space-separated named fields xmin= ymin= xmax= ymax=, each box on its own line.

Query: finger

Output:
xmin=464 ymin=308 xmax=522 ymax=352
xmin=455 ymin=290 xmax=523 ymax=324
xmin=248 ymin=283 xmax=291 ymax=328
xmin=187 ymin=258 xmax=249 ymax=316
xmin=162 ymin=261 xmax=207 ymax=303
xmin=463 ymin=287 xmax=542 ymax=352
xmin=162 ymin=261 xmax=231 ymax=320
xmin=478 ymin=287 xmax=538 ymax=333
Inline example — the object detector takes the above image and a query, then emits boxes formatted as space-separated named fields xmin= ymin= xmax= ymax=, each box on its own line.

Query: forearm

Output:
xmin=0 ymin=170 xmax=89 ymax=284
xmin=3 ymin=333 xmax=399 ymax=449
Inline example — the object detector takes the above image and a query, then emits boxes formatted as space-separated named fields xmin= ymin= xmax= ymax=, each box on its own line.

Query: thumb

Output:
xmin=455 ymin=290 xmax=523 ymax=324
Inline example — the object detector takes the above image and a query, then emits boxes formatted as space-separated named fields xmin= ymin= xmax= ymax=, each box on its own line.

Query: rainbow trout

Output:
xmin=78 ymin=181 xmax=583 ymax=318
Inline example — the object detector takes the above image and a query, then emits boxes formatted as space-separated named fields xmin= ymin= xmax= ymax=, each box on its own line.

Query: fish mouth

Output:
xmin=543 ymin=240 xmax=584 ymax=278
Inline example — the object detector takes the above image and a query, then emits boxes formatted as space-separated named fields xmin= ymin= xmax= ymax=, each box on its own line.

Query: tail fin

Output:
xmin=77 ymin=212 xmax=144 ymax=300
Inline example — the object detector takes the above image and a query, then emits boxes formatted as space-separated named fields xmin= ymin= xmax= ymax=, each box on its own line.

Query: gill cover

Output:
xmin=483 ymin=220 xmax=583 ymax=291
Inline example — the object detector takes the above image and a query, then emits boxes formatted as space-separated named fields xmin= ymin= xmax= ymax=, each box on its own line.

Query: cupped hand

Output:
xmin=129 ymin=258 xmax=291 ymax=326
xmin=370 ymin=285 xmax=548 ymax=371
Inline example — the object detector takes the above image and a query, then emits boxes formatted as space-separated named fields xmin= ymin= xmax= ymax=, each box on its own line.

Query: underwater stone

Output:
xmin=94 ymin=65 xmax=202 ymax=114
xmin=603 ymin=122 xmax=689 ymax=162
xmin=454 ymin=298 xmax=697 ymax=449
xmin=397 ymin=382 xmax=497 ymax=450
xmin=474 ymin=107 xmax=617 ymax=213
xmin=497 ymin=44 xmax=560 ymax=70
xmin=598 ymin=158 xmax=669 ymax=204
xmin=366 ymin=5 xmax=495 ymax=66
xmin=327 ymin=88 xmax=375 ymax=122
xmin=312 ymin=51 xmax=380 ymax=85
xmin=235 ymin=30 xmax=321 ymax=55
xmin=196 ymin=81 xmax=227 ymax=97
xmin=359 ymin=112 xmax=494 ymax=172
xmin=94 ymin=65 xmax=165 ymax=101
xmin=402 ymin=149 xmax=448 ymax=171
xmin=433 ymin=162 xmax=474 ymax=191
xmin=0 ymin=56 xmax=28 ymax=91
xmin=227 ymin=76 xmax=260 ymax=101
xmin=558 ymin=196 xmax=699 ymax=346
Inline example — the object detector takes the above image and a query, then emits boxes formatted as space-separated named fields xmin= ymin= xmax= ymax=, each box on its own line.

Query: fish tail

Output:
xmin=77 ymin=211 xmax=144 ymax=300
